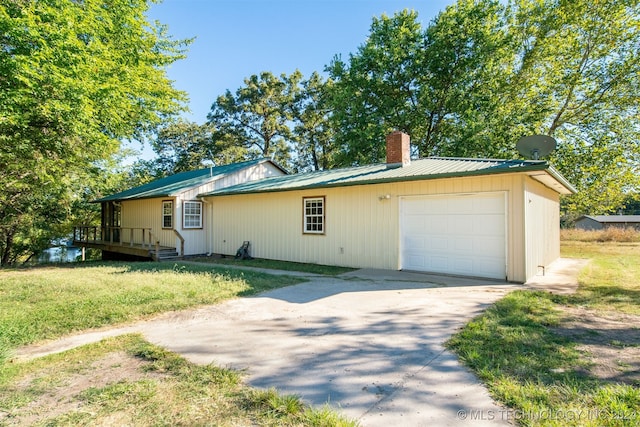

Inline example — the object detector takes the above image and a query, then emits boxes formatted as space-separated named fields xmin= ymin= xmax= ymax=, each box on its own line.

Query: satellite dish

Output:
xmin=516 ymin=135 xmax=557 ymax=160
xmin=202 ymin=159 xmax=215 ymax=177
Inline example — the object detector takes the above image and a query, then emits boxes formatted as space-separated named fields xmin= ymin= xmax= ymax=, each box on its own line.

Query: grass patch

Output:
xmin=447 ymin=291 xmax=639 ymax=426
xmin=560 ymin=241 xmax=640 ymax=316
xmin=447 ymin=240 xmax=640 ymax=426
xmin=0 ymin=334 xmax=356 ymax=426
xmin=0 ymin=262 xmax=303 ymax=352
xmin=190 ymin=256 xmax=357 ymax=276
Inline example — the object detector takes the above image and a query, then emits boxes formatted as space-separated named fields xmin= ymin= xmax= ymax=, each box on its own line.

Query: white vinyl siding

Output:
xmin=183 ymin=201 xmax=202 ymax=229
xmin=208 ymin=173 xmax=547 ymax=282
xmin=524 ymin=179 xmax=560 ymax=279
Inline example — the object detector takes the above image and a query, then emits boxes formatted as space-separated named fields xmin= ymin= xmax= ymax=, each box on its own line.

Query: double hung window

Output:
xmin=162 ymin=201 xmax=173 ymax=229
xmin=183 ymin=201 xmax=202 ymax=229
xmin=303 ymin=197 xmax=324 ymax=234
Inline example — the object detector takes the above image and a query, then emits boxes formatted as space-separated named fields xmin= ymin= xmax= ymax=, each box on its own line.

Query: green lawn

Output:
xmin=447 ymin=235 xmax=640 ymax=426
xmin=0 ymin=261 xmax=303 ymax=357
xmin=559 ymin=241 xmax=640 ymax=316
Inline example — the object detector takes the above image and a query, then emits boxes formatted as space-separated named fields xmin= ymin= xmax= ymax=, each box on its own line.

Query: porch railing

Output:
xmin=173 ymin=229 xmax=185 ymax=257
xmin=73 ymin=226 xmax=159 ymax=251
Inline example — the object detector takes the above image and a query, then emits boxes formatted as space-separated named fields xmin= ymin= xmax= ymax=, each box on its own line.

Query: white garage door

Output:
xmin=400 ymin=193 xmax=506 ymax=279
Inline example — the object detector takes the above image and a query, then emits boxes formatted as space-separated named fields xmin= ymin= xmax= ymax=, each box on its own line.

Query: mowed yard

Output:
xmin=448 ymin=228 xmax=640 ymax=426
xmin=0 ymin=229 xmax=639 ymax=426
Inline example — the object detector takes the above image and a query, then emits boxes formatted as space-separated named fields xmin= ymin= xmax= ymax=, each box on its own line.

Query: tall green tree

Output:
xmin=150 ymin=120 xmax=247 ymax=175
xmin=207 ymin=71 xmax=302 ymax=169
xmin=290 ymin=72 xmax=335 ymax=172
xmin=326 ymin=0 xmax=640 ymax=215
xmin=0 ymin=0 xmax=189 ymax=264
xmin=327 ymin=10 xmax=427 ymax=165
xmin=505 ymin=0 xmax=640 ymax=215
xmin=327 ymin=3 xmax=511 ymax=163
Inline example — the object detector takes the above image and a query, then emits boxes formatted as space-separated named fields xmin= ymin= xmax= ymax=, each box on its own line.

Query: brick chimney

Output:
xmin=386 ymin=131 xmax=411 ymax=167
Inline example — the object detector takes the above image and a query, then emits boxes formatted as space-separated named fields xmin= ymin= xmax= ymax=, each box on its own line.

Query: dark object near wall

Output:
xmin=235 ymin=241 xmax=252 ymax=260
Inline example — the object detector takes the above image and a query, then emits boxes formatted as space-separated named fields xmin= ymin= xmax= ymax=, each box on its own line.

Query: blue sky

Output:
xmin=131 ymin=0 xmax=455 ymax=158
xmin=148 ymin=0 xmax=455 ymax=122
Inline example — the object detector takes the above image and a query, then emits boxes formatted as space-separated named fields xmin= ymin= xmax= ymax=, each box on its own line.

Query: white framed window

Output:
xmin=303 ymin=197 xmax=325 ymax=234
xmin=183 ymin=201 xmax=202 ymax=229
xmin=162 ymin=200 xmax=173 ymax=229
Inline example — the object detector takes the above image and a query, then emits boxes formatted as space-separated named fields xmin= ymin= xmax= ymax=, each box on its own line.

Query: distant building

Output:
xmin=575 ymin=215 xmax=640 ymax=230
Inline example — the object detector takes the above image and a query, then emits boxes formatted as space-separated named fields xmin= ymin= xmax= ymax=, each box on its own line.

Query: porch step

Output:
xmin=150 ymin=248 xmax=180 ymax=261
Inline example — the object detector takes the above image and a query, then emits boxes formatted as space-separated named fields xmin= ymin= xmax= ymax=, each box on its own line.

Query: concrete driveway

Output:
xmin=16 ymin=259 xmax=585 ymax=426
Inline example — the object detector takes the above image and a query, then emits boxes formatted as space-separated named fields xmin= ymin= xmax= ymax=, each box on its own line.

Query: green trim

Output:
xmin=94 ymin=158 xmax=284 ymax=203
xmin=546 ymin=165 xmax=578 ymax=194
xmin=201 ymin=159 xmax=574 ymax=197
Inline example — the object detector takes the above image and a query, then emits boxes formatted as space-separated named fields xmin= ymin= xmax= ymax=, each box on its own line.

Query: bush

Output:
xmin=561 ymin=227 xmax=640 ymax=243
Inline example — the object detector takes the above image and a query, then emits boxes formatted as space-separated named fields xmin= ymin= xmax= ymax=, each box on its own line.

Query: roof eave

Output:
xmin=200 ymin=163 xmax=571 ymax=197
xmin=93 ymin=158 xmax=286 ymax=203
xmin=527 ymin=164 xmax=577 ymax=195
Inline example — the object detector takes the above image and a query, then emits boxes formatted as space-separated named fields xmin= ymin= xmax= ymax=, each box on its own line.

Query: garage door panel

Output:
xmin=406 ymin=254 xmax=426 ymax=269
xmin=450 ymin=217 xmax=473 ymax=234
xmin=448 ymin=197 xmax=473 ymax=213
xmin=430 ymin=256 xmax=449 ymax=270
xmin=429 ymin=237 xmax=450 ymax=251
xmin=472 ymin=237 xmax=504 ymax=255
xmin=452 ymin=258 xmax=474 ymax=273
xmin=428 ymin=199 xmax=449 ymax=214
xmin=453 ymin=238 xmax=473 ymax=253
xmin=404 ymin=215 xmax=425 ymax=229
xmin=473 ymin=215 xmax=503 ymax=235
xmin=472 ymin=196 xmax=503 ymax=214
xmin=477 ymin=258 xmax=505 ymax=277
xmin=424 ymin=217 xmax=445 ymax=233
xmin=401 ymin=194 xmax=506 ymax=279
xmin=404 ymin=235 xmax=426 ymax=251
xmin=404 ymin=198 xmax=436 ymax=214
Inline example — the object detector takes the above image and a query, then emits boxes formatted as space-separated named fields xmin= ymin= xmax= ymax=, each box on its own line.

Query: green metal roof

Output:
xmin=95 ymin=158 xmax=282 ymax=202
xmin=200 ymin=157 xmax=576 ymax=197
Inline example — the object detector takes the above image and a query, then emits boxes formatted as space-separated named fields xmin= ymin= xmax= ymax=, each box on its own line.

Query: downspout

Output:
xmin=201 ymin=197 xmax=213 ymax=256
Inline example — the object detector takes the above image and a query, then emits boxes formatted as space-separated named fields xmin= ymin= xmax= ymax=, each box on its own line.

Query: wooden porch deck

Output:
xmin=72 ymin=226 xmax=180 ymax=261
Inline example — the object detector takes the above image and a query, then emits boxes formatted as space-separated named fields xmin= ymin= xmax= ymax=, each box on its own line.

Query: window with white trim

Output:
xmin=303 ymin=197 xmax=324 ymax=234
xmin=183 ymin=201 xmax=202 ymax=229
xmin=162 ymin=200 xmax=173 ymax=229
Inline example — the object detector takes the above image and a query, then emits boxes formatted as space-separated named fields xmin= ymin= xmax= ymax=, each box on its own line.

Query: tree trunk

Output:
xmin=1 ymin=230 xmax=14 ymax=266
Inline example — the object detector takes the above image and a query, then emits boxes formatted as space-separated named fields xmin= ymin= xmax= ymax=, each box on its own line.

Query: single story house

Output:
xmin=575 ymin=215 xmax=640 ymax=231
xmin=200 ymin=132 xmax=576 ymax=283
xmin=73 ymin=158 xmax=286 ymax=260
xmin=75 ymin=132 xmax=576 ymax=282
